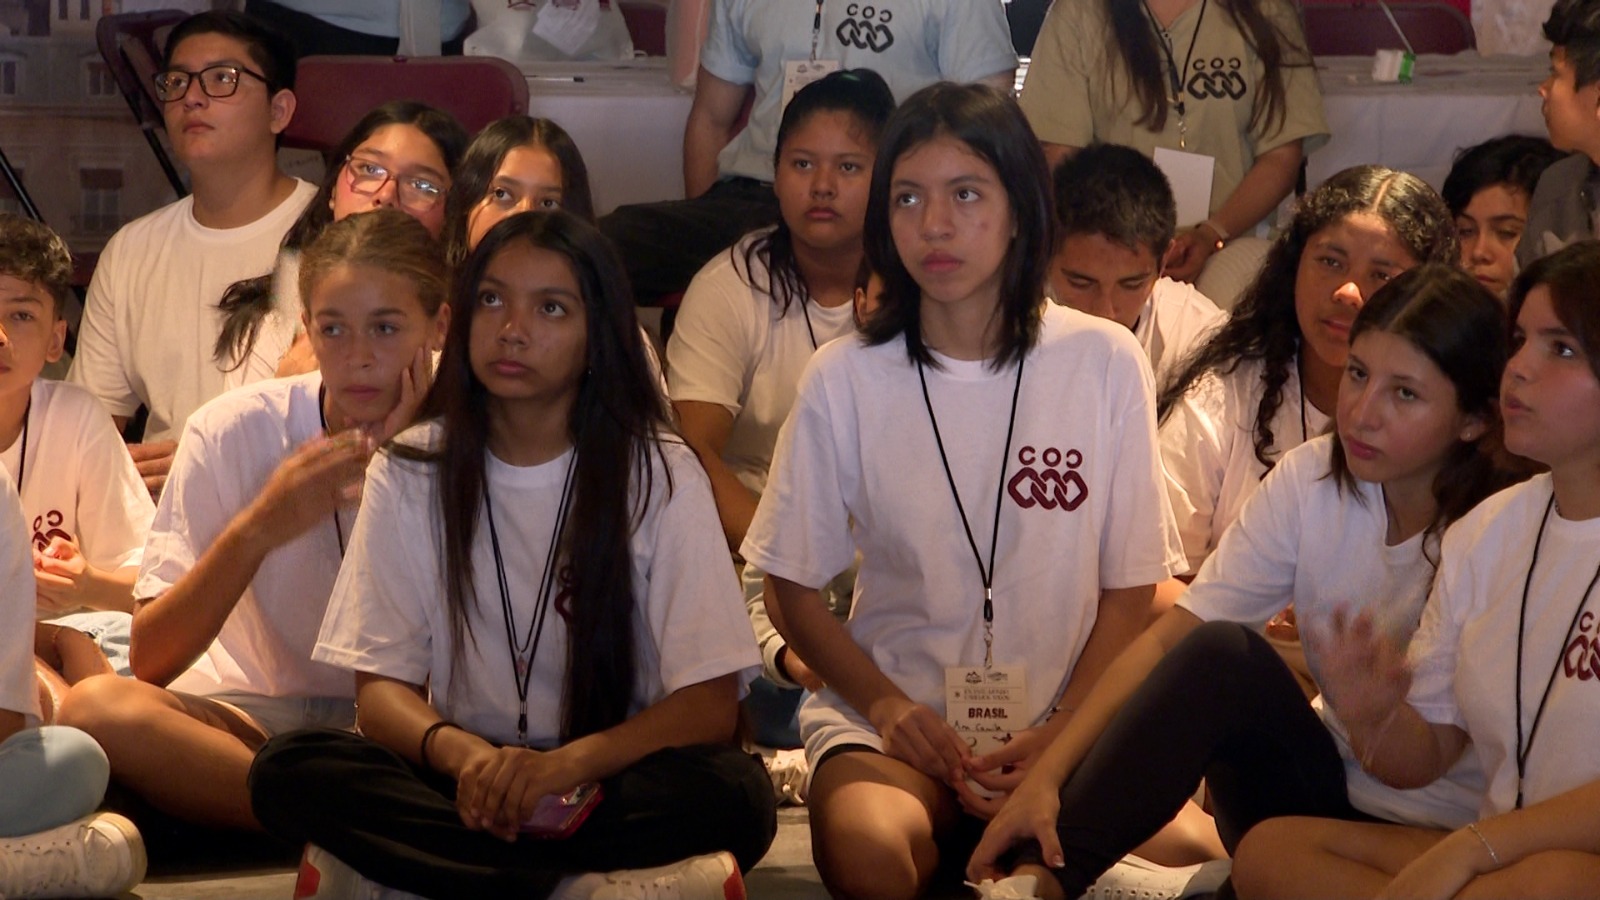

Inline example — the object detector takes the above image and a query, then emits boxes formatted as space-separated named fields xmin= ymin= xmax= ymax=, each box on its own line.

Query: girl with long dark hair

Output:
xmin=968 ymin=264 xmax=1520 ymax=900
xmin=743 ymin=82 xmax=1182 ymax=899
xmin=1234 ymin=241 xmax=1600 ymax=899
xmin=668 ymin=68 xmax=895 ymax=758
xmin=249 ymin=210 xmax=775 ymax=900
xmin=1159 ymin=166 xmax=1457 ymax=580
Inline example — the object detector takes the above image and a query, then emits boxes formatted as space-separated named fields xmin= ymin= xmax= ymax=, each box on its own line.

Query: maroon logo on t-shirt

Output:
xmin=1007 ymin=446 xmax=1088 ymax=512
xmin=1561 ymin=611 xmax=1600 ymax=681
xmin=31 ymin=509 xmax=71 ymax=552
xmin=553 ymin=562 xmax=576 ymax=623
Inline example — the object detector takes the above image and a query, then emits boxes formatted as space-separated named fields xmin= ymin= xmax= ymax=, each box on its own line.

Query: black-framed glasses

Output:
xmin=343 ymin=156 xmax=446 ymax=212
xmin=152 ymin=64 xmax=268 ymax=103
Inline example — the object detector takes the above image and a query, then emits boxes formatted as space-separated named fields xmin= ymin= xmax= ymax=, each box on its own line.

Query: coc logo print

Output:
xmin=1007 ymin=446 xmax=1088 ymax=512
xmin=837 ymin=3 xmax=895 ymax=52
xmin=32 ymin=509 xmax=71 ymax=552
xmin=1184 ymin=57 xmax=1247 ymax=101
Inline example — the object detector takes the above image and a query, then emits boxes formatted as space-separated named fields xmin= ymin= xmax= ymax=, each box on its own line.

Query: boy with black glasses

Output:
xmin=69 ymin=11 xmax=315 ymax=497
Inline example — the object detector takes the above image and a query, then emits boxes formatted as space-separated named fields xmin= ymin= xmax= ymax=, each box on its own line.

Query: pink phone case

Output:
xmin=520 ymin=783 xmax=603 ymax=839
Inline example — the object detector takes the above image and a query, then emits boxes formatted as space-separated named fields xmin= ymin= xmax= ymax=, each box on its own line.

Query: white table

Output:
xmin=521 ymin=58 xmax=694 ymax=216
xmin=1313 ymin=53 xmax=1550 ymax=190
xmin=529 ymin=52 xmax=1551 ymax=216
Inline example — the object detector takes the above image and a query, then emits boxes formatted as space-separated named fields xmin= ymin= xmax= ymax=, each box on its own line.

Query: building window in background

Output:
xmin=78 ymin=168 xmax=122 ymax=234
xmin=84 ymin=60 xmax=116 ymax=97
xmin=0 ymin=60 xmax=18 ymax=96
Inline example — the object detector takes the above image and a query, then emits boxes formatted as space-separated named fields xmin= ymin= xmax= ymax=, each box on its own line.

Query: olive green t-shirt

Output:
xmin=1020 ymin=0 xmax=1329 ymax=215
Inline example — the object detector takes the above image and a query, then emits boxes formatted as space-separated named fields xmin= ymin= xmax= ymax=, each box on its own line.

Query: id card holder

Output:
xmin=1152 ymin=147 xmax=1216 ymax=228
xmin=782 ymin=59 xmax=841 ymax=111
xmin=945 ymin=665 xmax=1028 ymax=797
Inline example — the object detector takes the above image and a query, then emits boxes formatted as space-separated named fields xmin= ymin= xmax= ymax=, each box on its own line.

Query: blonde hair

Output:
xmin=298 ymin=208 xmax=449 ymax=317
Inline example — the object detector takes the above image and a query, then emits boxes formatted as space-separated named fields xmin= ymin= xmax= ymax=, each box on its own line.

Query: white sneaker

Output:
xmin=293 ymin=844 xmax=427 ymax=900
xmin=765 ymin=749 xmax=809 ymax=806
xmin=967 ymin=873 xmax=1042 ymax=899
xmin=567 ymin=850 xmax=745 ymax=900
xmin=0 ymin=811 xmax=146 ymax=899
xmin=1081 ymin=855 xmax=1232 ymax=900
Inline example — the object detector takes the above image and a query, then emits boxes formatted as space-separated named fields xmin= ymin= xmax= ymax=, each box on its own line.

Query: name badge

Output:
xmin=782 ymin=59 xmax=842 ymax=111
xmin=945 ymin=665 xmax=1028 ymax=758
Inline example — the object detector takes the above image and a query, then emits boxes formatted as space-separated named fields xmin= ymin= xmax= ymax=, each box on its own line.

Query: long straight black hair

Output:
xmin=395 ymin=210 xmax=671 ymax=742
xmin=1326 ymin=263 xmax=1518 ymax=559
xmin=861 ymin=82 xmax=1053 ymax=372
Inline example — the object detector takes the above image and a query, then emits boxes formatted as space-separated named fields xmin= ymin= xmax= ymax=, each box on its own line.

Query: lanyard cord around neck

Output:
xmin=1513 ymin=492 xmax=1600 ymax=809
xmin=315 ymin=385 xmax=345 ymax=557
xmin=916 ymin=356 xmax=1025 ymax=669
xmin=810 ymin=0 xmax=825 ymax=61
xmin=11 ymin=397 xmax=28 ymax=494
xmin=1142 ymin=0 xmax=1208 ymax=147
xmin=800 ymin=295 xmax=819 ymax=351
xmin=486 ymin=450 xmax=577 ymax=747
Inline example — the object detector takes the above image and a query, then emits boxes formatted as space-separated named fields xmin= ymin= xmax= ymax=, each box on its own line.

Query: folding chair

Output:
xmin=95 ymin=9 xmax=190 ymax=198
xmin=1299 ymin=1 xmax=1477 ymax=56
xmin=281 ymin=55 xmax=530 ymax=157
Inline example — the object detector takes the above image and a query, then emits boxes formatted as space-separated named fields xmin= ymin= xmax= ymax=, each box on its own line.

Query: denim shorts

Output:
xmin=203 ymin=691 xmax=356 ymax=739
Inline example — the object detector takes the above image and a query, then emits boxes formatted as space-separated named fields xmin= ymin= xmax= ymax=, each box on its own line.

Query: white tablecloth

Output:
xmin=525 ymin=52 xmax=1550 ymax=217
xmin=521 ymin=58 xmax=694 ymax=216
xmin=1313 ymin=52 xmax=1549 ymax=189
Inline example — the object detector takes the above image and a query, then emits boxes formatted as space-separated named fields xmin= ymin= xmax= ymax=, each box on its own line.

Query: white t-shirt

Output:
xmin=0 ymin=380 xmax=154 ymax=616
xmin=315 ymin=426 xmax=760 ymax=749
xmin=1179 ymin=437 xmax=1483 ymax=829
xmin=0 ymin=476 xmax=40 ymax=722
xmin=139 ymin=372 xmax=353 ymax=701
xmin=667 ymin=233 xmax=857 ymax=496
xmin=69 ymin=180 xmax=317 ymax=442
xmin=1133 ymin=278 xmax=1226 ymax=386
xmin=1410 ymin=475 xmax=1600 ymax=817
xmin=1160 ymin=355 xmax=1331 ymax=574
xmin=702 ymin=0 xmax=1016 ymax=182
xmin=742 ymin=302 xmax=1185 ymax=760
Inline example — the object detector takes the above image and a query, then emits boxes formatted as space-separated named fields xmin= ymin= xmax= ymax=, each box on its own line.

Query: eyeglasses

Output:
xmin=152 ymin=64 xmax=268 ymax=103
xmin=344 ymin=156 xmax=446 ymax=212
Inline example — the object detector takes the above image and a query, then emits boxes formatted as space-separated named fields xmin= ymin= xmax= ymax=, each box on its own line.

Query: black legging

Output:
xmin=250 ymin=730 xmax=776 ymax=900
xmin=1045 ymin=621 xmax=1367 ymax=897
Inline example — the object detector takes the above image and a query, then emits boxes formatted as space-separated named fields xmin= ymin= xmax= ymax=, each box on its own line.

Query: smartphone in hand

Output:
xmin=520 ymin=783 xmax=602 ymax=839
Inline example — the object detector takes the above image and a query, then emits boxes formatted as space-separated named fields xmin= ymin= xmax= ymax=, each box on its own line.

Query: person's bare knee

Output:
xmin=809 ymin=752 xmax=951 ymax=900
xmin=1131 ymin=799 xmax=1225 ymax=866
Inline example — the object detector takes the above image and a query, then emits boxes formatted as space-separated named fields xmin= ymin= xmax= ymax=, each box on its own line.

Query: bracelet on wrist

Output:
xmin=1199 ymin=219 xmax=1230 ymax=249
xmin=419 ymin=720 xmax=462 ymax=772
xmin=1466 ymin=822 xmax=1503 ymax=869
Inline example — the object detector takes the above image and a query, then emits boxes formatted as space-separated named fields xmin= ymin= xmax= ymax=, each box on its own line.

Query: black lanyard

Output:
xmin=316 ymin=385 xmax=346 ymax=557
xmin=916 ymin=356 xmax=1025 ymax=669
xmin=1142 ymin=0 xmax=1208 ymax=147
xmin=1513 ymin=492 xmax=1600 ymax=809
xmin=810 ymin=0 xmax=825 ymax=61
xmin=800 ymin=296 xmax=819 ymax=351
xmin=486 ymin=451 xmax=576 ymax=747
xmin=10 ymin=397 xmax=28 ymax=494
